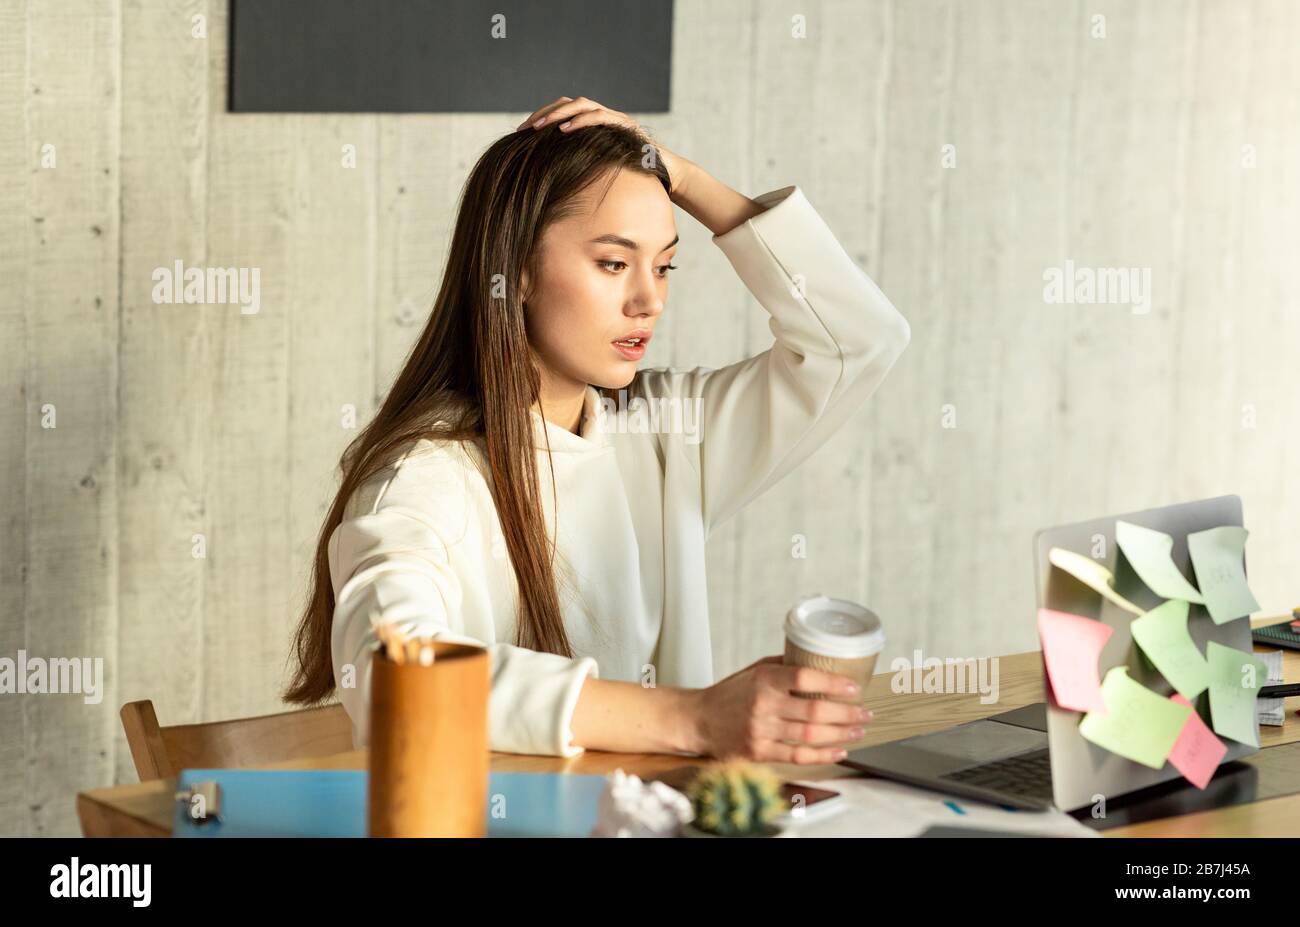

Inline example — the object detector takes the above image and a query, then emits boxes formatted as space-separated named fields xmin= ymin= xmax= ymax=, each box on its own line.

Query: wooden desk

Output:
xmin=78 ymin=623 xmax=1300 ymax=838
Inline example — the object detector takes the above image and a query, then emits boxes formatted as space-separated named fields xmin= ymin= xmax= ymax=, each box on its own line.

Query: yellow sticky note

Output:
xmin=1079 ymin=666 xmax=1192 ymax=769
xmin=1048 ymin=547 xmax=1144 ymax=616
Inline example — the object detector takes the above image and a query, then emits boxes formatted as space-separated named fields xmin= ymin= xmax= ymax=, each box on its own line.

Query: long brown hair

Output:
xmin=283 ymin=122 xmax=671 ymax=705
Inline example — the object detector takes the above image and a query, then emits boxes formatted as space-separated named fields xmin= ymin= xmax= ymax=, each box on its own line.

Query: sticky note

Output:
xmin=1187 ymin=526 xmax=1259 ymax=624
xmin=1115 ymin=521 xmax=1204 ymax=603
xmin=1166 ymin=694 xmax=1227 ymax=790
xmin=1079 ymin=666 xmax=1192 ymax=769
xmin=1048 ymin=547 xmax=1144 ymax=616
xmin=1206 ymin=640 xmax=1268 ymax=747
xmin=1037 ymin=608 xmax=1112 ymax=713
xmin=1130 ymin=599 xmax=1210 ymax=699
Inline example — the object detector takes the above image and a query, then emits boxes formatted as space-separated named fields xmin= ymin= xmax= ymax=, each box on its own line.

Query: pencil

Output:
xmin=378 ymin=623 xmax=403 ymax=664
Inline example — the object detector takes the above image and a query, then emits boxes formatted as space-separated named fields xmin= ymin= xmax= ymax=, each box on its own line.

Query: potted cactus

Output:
xmin=681 ymin=760 xmax=787 ymax=837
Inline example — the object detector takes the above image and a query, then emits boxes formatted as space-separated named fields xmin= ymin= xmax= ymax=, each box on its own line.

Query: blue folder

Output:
xmin=172 ymin=768 xmax=607 ymax=838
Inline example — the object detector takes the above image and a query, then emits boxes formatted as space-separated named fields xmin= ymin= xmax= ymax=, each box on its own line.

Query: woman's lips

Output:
xmin=612 ymin=340 xmax=646 ymax=361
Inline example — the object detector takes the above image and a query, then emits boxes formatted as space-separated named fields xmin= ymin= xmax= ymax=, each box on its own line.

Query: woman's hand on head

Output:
xmin=684 ymin=655 xmax=874 ymax=764
xmin=515 ymin=96 xmax=695 ymax=199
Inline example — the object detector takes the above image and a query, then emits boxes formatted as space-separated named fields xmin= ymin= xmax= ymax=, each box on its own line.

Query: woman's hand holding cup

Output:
xmin=684 ymin=656 xmax=874 ymax=764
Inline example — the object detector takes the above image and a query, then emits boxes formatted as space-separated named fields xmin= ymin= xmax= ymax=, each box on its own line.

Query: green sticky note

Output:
xmin=1206 ymin=640 xmax=1268 ymax=747
xmin=1079 ymin=666 xmax=1193 ymax=769
xmin=1187 ymin=526 xmax=1259 ymax=624
xmin=1115 ymin=521 xmax=1204 ymax=603
xmin=1130 ymin=599 xmax=1210 ymax=699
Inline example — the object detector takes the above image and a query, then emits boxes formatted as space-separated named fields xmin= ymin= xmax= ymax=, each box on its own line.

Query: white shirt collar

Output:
xmin=528 ymin=385 xmax=608 ymax=454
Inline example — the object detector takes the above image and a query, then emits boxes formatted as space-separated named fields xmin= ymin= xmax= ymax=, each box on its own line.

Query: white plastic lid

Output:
xmin=784 ymin=594 xmax=885 ymax=659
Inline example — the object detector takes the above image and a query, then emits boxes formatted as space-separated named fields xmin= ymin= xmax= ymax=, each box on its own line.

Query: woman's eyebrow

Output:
xmin=588 ymin=233 xmax=680 ymax=252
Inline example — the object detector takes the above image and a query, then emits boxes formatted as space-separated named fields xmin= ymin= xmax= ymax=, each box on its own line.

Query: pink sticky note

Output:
xmin=1036 ymin=608 xmax=1112 ymax=713
xmin=1167 ymin=694 xmax=1227 ymax=790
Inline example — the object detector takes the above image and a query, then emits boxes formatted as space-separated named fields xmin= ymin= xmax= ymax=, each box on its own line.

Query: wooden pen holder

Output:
xmin=367 ymin=640 xmax=489 ymax=837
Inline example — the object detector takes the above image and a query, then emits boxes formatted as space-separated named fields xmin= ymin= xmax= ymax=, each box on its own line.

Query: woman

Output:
xmin=284 ymin=96 xmax=911 ymax=765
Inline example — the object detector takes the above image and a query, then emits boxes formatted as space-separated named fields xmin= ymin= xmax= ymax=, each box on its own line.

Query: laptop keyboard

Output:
xmin=939 ymin=748 xmax=1055 ymax=800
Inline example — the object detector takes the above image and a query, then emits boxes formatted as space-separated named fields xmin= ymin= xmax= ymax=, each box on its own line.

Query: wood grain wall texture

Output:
xmin=1 ymin=0 xmax=1296 ymax=835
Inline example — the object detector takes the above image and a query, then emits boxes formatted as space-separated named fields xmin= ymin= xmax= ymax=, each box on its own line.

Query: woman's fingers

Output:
xmin=758 ymin=694 xmax=869 ymax=747
xmin=521 ymin=96 xmax=635 ymax=133
xmin=515 ymin=96 xmax=573 ymax=130
xmin=765 ymin=662 xmax=861 ymax=700
xmin=556 ymin=108 xmax=633 ymax=133
xmin=767 ymin=718 xmax=865 ymax=747
xmin=757 ymin=740 xmax=852 ymax=765
xmin=525 ymin=96 xmax=599 ymax=129
xmin=515 ymin=96 xmax=650 ymax=146
xmin=776 ymin=692 xmax=871 ymax=726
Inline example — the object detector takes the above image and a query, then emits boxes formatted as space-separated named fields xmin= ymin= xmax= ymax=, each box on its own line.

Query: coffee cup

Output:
xmin=782 ymin=594 xmax=884 ymax=707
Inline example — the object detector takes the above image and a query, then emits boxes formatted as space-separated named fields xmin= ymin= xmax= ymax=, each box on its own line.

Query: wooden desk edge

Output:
xmin=78 ymin=789 xmax=171 ymax=838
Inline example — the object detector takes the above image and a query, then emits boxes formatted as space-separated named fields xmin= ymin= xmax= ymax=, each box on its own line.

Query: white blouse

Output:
xmin=329 ymin=184 xmax=911 ymax=756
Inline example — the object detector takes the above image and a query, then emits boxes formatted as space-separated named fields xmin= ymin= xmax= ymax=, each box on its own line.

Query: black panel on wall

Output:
xmin=230 ymin=0 xmax=674 ymax=113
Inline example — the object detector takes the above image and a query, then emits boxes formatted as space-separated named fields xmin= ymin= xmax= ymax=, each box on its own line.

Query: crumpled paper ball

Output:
xmin=590 ymin=768 xmax=694 ymax=838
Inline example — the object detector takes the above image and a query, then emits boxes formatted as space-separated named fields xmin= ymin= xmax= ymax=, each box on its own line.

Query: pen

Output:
xmin=1258 ymin=683 xmax=1300 ymax=699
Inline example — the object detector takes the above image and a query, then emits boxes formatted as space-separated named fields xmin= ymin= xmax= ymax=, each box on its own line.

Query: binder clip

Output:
xmin=175 ymin=781 xmax=222 ymax=825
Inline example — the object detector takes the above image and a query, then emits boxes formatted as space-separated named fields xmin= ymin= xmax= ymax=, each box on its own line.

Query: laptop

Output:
xmin=840 ymin=495 xmax=1260 ymax=812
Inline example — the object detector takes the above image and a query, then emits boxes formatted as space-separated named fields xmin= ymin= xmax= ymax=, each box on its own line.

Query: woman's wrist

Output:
xmin=634 ymin=682 xmax=706 ymax=755
xmin=662 ymin=158 xmax=765 ymax=237
xmin=569 ymin=675 xmax=707 ymax=756
xmin=665 ymin=684 xmax=706 ymax=755
xmin=661 ymin=148 xmax=698 ymax=203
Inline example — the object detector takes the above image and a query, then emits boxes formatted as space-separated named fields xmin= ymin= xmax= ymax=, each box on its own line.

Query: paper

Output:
xmin=1047 ymin=547 xmax=1144 ymax=616
xmin=1258 ymin=650 xmax=1285 ymax=684
xmin=1187 ymin=526 xmax=1259 ymax=624
xmin=1166 ymin=694 xmax=1227 ymax=790
xmin=1257 ymin=651 xmax=1285 ymax=727
xmin=590 ymin=769 xmax=693 ymax=837
xmin=1115 ymin=521 xmax=1204 ymax=603
xmin=1129 ymin=599 xmax=1210 ymax=699
xmin=1037 ymin=608 xmax=1112 ymax=713
xmin=1257 ymin=697 xmax=1285 ymax=727
xmin=1205 ymin=640 xmax=1269 ymax=747
xmin=786 ymin=777 xmax=1098 ymax=838
xmin=1079 ymin=666 xmax=1192 ymax=769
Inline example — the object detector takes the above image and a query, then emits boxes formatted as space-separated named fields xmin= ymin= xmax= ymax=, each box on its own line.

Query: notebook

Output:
xmin=172 ymin=769 xmax=608 ymax=838
xmin=1252 ymin=619 xmax=1300 ymax=652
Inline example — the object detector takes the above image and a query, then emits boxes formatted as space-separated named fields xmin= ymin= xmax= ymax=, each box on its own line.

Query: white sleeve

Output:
xmin=329 ymin=505 xmax=599 ymax=757
xmin=665 ymin=184 xmax=911 ymax=531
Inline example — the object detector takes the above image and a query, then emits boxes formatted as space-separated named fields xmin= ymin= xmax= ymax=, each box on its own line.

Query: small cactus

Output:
xmin=685 ymin=761 xmax=784 ymax=837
